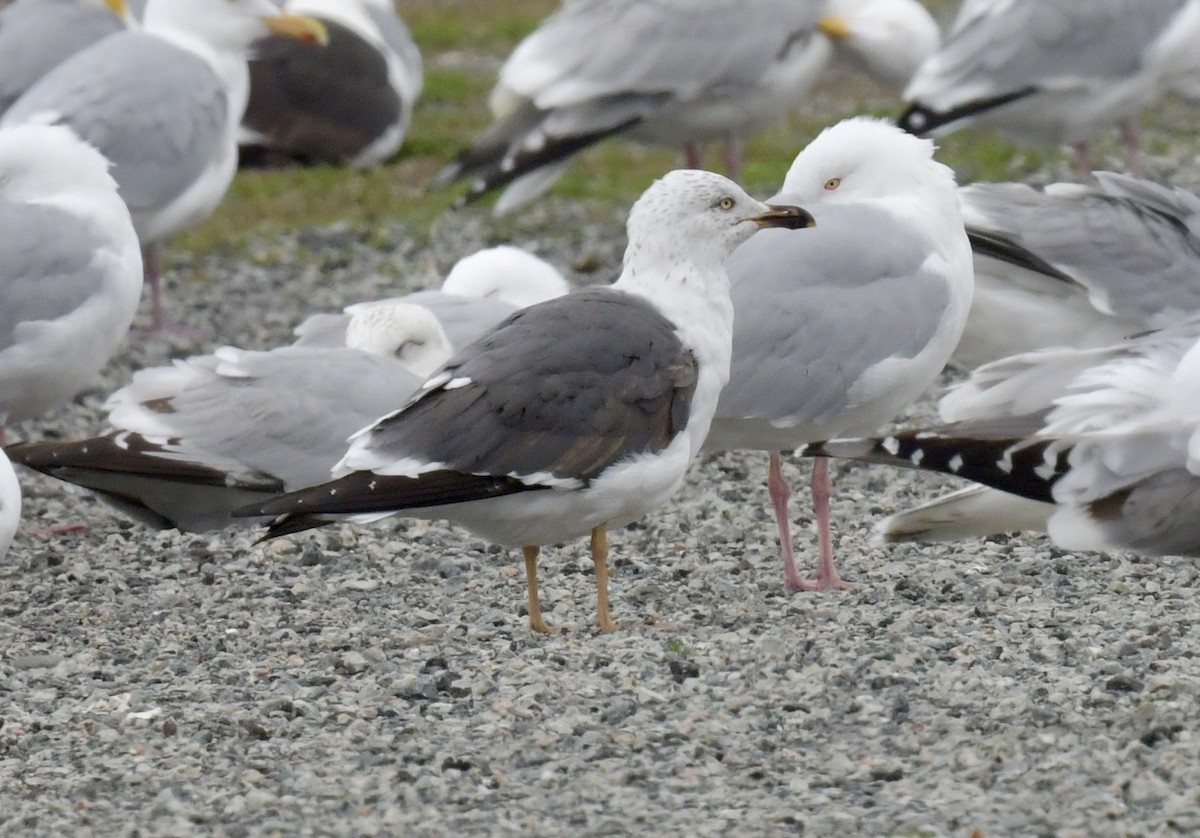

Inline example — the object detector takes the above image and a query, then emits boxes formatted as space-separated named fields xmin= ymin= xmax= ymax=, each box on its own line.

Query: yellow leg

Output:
xmin=523 ymin=545 xmax=554 ymax=633
xmin=591 ymin=526 xmax=617 ymax=631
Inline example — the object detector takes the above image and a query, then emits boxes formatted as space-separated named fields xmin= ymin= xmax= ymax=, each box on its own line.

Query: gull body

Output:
xmin=241 ymin=0 xmax=422 ymax=167
xmin=956 ymin=172 xmax=1200 ymax=368
xmin=705 ymin=118 xmax=973 ymax=590
xmin=7 ymin=303 xmax=444 ymax=531
xmin=803 ymin=320 xmax=1200 ymax=557
xmin=0 ymin=123 xmax=142 ymax=438
xmin=434 ymin=0 xmax=832 ymax=214
xmin=899 ymin=0 xmax=1200 ymax=175
xmin=1 ymin=0 xmax=328 ymax=330
xmin=237 ymin=171 xmax=815 ymax=631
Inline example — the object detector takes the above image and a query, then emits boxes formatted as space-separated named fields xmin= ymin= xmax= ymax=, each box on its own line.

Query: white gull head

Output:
xmin=440 ymin=245 xmax=569 ymax=308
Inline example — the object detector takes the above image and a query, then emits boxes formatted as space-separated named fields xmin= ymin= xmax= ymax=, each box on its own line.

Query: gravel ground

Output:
xmin=5 ymin=144 xmax=1200 ymax=835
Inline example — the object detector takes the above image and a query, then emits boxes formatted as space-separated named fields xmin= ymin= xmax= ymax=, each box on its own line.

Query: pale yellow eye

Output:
xmin=717 ymin=196 xmax=736 ymax=210
xmin=824 ymin=177 xmax=842 ymax=191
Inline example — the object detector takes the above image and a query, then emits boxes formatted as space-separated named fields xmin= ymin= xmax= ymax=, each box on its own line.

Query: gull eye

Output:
xmin=824 ymin=177 xmax=842 ymax=191
xmin=716 ymin=196 xmax=736 ymax=210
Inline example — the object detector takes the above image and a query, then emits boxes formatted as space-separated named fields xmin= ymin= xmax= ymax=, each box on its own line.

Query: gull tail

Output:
xmin=232 ymin=468 xmax=543 ymax=540
xmin=796 ymin=423 xmax=1067 ymax=504
xmin=430 ymin=103 xmax=637 ymax=211
xmin=873 ymin=485 xmax=1054 ymax=544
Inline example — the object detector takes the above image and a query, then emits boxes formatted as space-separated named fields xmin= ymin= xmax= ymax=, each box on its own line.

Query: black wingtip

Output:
xmin=898 ymin=87 xmax=1040 ymax=137
xmin=897 ymin=103 xmax=936 ymax=136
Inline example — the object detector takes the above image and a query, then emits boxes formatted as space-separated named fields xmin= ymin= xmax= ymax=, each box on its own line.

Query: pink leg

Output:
xmin=1071 ymin=140 xmax=1094 ymax=181
xmin=767 ymin=452 xmax=803 ymax=589
xmin=142 ymin=243 xmax=165 ymax=332
xmin=809 ymin=458 xmax=852 ymax=589
xmin=722 ymin=137 xmax=742 ymax=181
xmin=1120 ymin=117 xmax=1142 ymax=177
xmin=135 ymin=243 xmax=211 ymax=341
xmin=683 ymin=142 xmax=702 ymax=169
xmin=769 ymin=455 xmax=854 ymax=592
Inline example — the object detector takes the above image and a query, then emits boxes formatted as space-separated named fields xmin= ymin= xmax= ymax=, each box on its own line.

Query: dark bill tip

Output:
xmin=749 ymin=204 xmax=816 ymax=230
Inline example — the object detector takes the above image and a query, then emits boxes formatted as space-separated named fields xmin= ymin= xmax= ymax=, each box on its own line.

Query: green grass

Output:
xmin=178 ymin=0 xmax=1061 ymax=256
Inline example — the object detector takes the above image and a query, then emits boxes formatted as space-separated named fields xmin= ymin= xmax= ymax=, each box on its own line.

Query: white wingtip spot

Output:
xmin=910 ymin=448 xmax=924 ymax=466
xmin=882 ymin=436 xmax=900 ymax=455
xmin=948 ymin=453 xmax=964 ymax=473
xmin=445 ymin=376 xmax=472 ymax=390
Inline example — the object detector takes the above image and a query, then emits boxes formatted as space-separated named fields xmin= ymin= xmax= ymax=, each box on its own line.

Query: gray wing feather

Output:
xmin=717 ymin=203 xmax=947 ymax=425
xmin=911 ymin=0 xmax=1187 ymax=102
xmin=357 ymin=289 xmax=698 ymax=483
xmin=291 ymin=292 xmax=516 ymax=350
xmin=0 ymin=0 xmax=125 ymax=112
xmin=135 ymin=347 xmax=422 ymax=489
xmin=510 ymin=0 xmax=823 ymax=105
xmin=3 ymin=32 xmax=227 ymax=213
xmin=962 ymin=176 xmax=1200 ymax=325
xmin=0 ymin=202 xmax=114 ymax=348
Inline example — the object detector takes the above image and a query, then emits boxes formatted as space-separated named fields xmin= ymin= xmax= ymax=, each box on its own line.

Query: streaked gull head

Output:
xmin=624 ymin=169 xmax=815 ymax=272
xmin=343 ymin=301 xmax=454 ymax=378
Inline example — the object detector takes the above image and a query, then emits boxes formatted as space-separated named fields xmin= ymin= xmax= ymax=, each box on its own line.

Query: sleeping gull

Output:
xmin=817 ymin=0 xmax=941 ymax=90
xmin=432 ymin=0 xmax=832 ymax=214
xmin=292 ymin=245 xmax=570 ymax=351
xmin=800 ymin=318 xmax=1200 ymax=558
xmin=1 ymin=0 xmax=328 ymax=332
xmin=898 ymin=0 xmax=1200 ymax=176
xmin=0 ymin=448 xmax=19 ymax=560
xmin=955 ymin=172 xmax=1200 ymax=369
xmin=7 ymin=302 xmax=450 ymax=532
xmin=240 ymin=0 xmax=422 ymax=167
xmin=0 ymin=0 xmax=130 ymax=115
xmin=704 ymin=117 xmax=973 ymax=591
xmin=234 ymin=170 xmax=815 ymax=632
xmin=0 ymin=123 xmax=142 ymax=445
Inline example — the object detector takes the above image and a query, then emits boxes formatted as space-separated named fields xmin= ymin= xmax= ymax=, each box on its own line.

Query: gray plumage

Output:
xmin=711 ymin=203 xmax=950 ymax=447
xmin=7 ymin=345 xmax=424 ymax=531
xmin=434 ymin=0 xmax=829 ymax=212
xmin=334 ymin=288 xmax=697 ymax=491
xmin=3 ymin=32 xmax=226 ymax=227
xmin=293 ymin=291 xmax=517 ymax=352
xmin=900 ymin=0 xmax=1194 ymax=143
xmin=955 ymin=172 xmax=1200 ymax=367
xmin=0 ymin=0 xmax=126 ymax=114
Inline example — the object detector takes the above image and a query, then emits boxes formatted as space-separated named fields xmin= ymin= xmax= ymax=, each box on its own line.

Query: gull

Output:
xmin=240 ymin=0 xmax=423 ymax=167
xmin=432 ymin=0 xmax=832 ymax=215
xmin=0 ymin=449 xmax=19 ymax=560
xmin=0 ymin=0 xmax=130 ymax=115
xmin=898 ymin=0 xmax=1200 ymax=177
xmin=1 ymin=0 xmax=328 ymax=332
xmin=955 ymin=172 xmax=1200 ymax=369
xmin=7 ymin=302 xmax=451 ymax=532
xmin=800 ymin=318 xmax=1200 ymax=558
xmin=818 ymin=0 xmax=941 ymax=90
xmin=234 ymin=171 xmax=815 ymax=632
xmin=704 ymin=117 xmax=974 ymax=591
xmin=292 ymin=245 xmax=571 ymax=351
xmin=0 ymin=123 xmax=142 ymax=445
